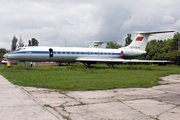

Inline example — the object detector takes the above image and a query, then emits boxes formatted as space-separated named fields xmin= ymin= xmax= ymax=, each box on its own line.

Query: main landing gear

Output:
xmin=106 ymin=63 xmax=114 ymax=68
xmin=58 ymin=62 xmax=70 ymax=66
xmin=83 ymin=63 xmax=115 ymax=68
xmin=83 ymin=63 xmax=91 ymax=68
xmin=24 ymin=62 xmax=27 ymax=70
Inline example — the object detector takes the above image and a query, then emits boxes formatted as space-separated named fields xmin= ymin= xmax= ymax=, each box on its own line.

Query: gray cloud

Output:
xmin=0 ymin=0 xmax=179 ymax=50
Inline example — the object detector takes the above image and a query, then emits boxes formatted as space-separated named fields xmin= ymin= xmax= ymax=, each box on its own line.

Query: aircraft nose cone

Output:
xmin=3 ymin=53 xmax=8 ymax=58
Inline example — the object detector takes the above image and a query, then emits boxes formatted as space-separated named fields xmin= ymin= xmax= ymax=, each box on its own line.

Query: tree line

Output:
xmin=0 ymin=49 xmax=9 ymax=60
xmin=0 ymin=36 xmax=39 ymax=60
xmin=11 ymin=36 xmax=39 ymax=51
xmin=138 ymin=34 xmax=180 ymax=65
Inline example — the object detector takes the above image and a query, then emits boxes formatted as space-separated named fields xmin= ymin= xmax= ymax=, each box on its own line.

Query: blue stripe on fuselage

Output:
xmin=8 ymin=51 xmax=49 ymax=55
xmin=8 ymin=51 xmax=27 ymax=54
xmin=32 ymin=51 xmax=49 ymax=54
xmin=8 ymin=51 xmax=121 ymax=56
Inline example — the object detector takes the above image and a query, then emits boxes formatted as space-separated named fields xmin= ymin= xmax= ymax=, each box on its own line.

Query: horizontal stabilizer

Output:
xmin=135 ymin=30 xmax=175 ymax=34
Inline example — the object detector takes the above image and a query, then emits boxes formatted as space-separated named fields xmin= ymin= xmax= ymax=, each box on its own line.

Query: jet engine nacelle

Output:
xmin=121 ymin=49 xmax=146 ymax=57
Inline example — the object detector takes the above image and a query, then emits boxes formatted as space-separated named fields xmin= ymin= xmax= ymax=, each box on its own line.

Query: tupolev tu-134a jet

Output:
xmin=3 ymin=31 xmax=175 ymax=67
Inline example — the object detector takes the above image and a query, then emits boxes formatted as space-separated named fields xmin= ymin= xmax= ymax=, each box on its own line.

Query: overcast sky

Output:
xmin=0 ymin=0 xmax=179 ymax=50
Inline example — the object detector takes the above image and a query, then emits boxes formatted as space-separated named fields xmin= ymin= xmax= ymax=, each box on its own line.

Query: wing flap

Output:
xmin=76 ymin=57 xmax=173 ymax=63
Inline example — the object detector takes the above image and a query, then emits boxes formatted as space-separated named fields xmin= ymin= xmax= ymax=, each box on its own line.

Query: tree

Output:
xmin=137 ymin=38 xmax=180 ymax=65
xmin=11 ymin=36 xmax=18 ymax=51
xmin=125 ymin=34 xmax=132 ymax=46
xmin=28 ymin=38 xmax=39 ymax=46
xmin=172 ymin=32 xmax=180 ymax=50
xmin=0 ymin=49 xmax=9 ymax=60
xmin=106 ymin=41 xmax=122 ymax=49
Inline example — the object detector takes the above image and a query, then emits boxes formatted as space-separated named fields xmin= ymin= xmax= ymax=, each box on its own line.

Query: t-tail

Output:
xmin=120 ymin=31 xmax=175 ymax=57
xmin=89 ymin=41 xmax=113 ymax=48
xmin=125 ymin=30 xmax=175 ymax=51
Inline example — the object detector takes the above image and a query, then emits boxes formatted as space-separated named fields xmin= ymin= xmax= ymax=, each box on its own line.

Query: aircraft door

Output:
xmin=49 ymin=48 xmax=53 ymax=57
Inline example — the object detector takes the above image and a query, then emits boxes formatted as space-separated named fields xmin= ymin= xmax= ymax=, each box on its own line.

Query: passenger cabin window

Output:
xmin=49 ymin=48 xmax=53 ymax=57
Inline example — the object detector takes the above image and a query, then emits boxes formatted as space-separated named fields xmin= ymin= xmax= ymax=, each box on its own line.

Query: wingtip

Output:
xmin=167 ymin=61 xmax=175 ymax=62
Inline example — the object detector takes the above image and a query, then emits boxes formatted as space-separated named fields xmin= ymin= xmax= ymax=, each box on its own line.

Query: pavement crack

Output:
xmin=157 ymin=105 xmax=178 ymax=119
xmin=120 ymin=100 xmax=151 ymax=119
xmin=54 ymin=107 xmax=71 ymax=120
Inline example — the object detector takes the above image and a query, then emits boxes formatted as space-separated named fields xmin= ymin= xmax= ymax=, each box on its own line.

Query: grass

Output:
xmin=44 ymin=104 xmax=52 ymax=108
xmin=0 ymin=63 xmax=180 ymax=91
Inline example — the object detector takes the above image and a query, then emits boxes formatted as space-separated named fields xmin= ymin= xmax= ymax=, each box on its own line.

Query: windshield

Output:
xmin=8 ymin=47 xmax=26 ymax=53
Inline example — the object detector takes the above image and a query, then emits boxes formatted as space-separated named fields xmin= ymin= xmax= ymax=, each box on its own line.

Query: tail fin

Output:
xmin=89 ymin=41 xmax=104 ymax=48
xmin=125 ymin=31 xmax=175 ymax=51
xmin=89 ymin=41 xmax=114 ymax=48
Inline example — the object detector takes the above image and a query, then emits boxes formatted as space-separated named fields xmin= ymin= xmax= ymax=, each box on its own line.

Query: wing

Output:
xmin=76 ymin=57 xmax=174 ymax=63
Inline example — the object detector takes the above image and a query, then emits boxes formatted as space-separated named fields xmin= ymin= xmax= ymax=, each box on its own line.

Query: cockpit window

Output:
xmin=16 ymin=48 xmax=21 ymax=51
xmin=16 ymin=47 xmax=25 ymax=51
xmin=21 ymin=47 xmax=25 ymax=50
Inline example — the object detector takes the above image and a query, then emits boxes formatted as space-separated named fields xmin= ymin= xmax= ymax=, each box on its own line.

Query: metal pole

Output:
xmin=178 ymin=38 xmax=180 ymax=51
xmin=65 ymin=38 xmax=66 ymax=47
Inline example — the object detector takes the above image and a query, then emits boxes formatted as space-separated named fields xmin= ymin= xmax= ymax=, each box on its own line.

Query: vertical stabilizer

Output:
xmin=89 ymin=41 xmax=113 ymax=48
xmin=125 ymin=31 xmax=174 ymax=51
xmin=89 ymin=41 xmax=103 ymax=48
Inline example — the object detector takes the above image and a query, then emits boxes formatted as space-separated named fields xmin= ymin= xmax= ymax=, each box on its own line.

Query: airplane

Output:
xmin=3 ymin=30 xmax=174 ymax=68
xmin=89 ymin=41 xmax=113 ymax=48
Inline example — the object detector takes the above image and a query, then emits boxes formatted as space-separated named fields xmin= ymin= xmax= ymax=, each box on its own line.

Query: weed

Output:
xmin=75 ymin=102 xmax=86 ymax=106
xmin=59 ymin=104 xmax=65 ymax=109
xmin=116 ymin=99 xmax=121 ymax=102
xmin=44 ymin=104 xmax=52 ymax=108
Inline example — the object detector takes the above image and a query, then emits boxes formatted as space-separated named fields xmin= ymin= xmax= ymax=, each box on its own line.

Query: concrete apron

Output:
xmin=0 ymin=75 xmax=64 ymax=120
xmin=20 ymin=74 xmax=180 ymax=120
